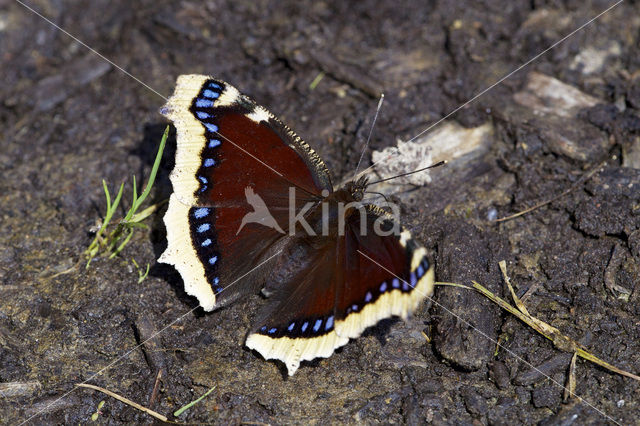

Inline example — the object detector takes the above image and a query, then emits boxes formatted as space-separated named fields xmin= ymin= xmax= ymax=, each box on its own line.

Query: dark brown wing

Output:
xmin=245 ymin=205 xmax=434 ymax=375
xmin=160 ymin=75 xmax=332 ymax=310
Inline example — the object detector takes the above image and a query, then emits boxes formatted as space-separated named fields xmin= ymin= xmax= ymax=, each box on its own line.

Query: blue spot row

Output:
xmin=189 ymin=205 xmax=221 ymax=296
xmin=417 ymin=257 xmax=429 ymax=278
xmin=192 ymin=81 xmax=225 ymax=197
xmin=259 ymin=314 xmax=336 ymax=338
xmin=341 ymin=255 xmax=432 ymax=318
xmin=190 ymin=82 xmax=222 ymax=293
xmin=188 ymin=82 xmax=229 ymax=298
xmin=197 ymin=174 xmax=208 ymax=193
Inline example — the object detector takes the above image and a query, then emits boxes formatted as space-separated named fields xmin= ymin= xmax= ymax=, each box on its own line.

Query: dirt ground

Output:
xmin=1 ymin=0 xmax=640 ymax=424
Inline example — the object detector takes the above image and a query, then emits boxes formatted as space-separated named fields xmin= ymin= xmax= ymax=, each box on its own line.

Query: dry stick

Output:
xmin=435 ymin=269 xmax=640 ymax=383
xmin=565 ymin=352 xmax=578 ymax=402
xmin=497 ymin=261 xmax=639 ymax=381
xmin=33 ymin=261 xmax=82 ymax=292
xmin=76 ymin=384 xmax=169 ymax=423
xmin=149 ymin=369 xmax=163 ymax=409
xmin=494 ymin=160 xmax=607 ymax=223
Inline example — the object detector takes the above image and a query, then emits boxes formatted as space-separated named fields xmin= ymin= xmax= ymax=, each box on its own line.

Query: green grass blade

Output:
xmin=309 ymin=72 xmax=325 ymax=90
xmin=104 ymin=183 xmax=125 ymax=228
xmin=85 ymin=181 xmax=124 ymax=266
xmin=132 ymin=174 xmax=138 ymax=208
xmin=123 ymin=175 xmax=138 ymax=223
xmin=137 ymin=263 xmax=150 ymax=283
xmin=103 ymin=180 xmax=111 ymax=211
xmin=129 ymin=203 xmax=160 ymax=223
xmin=174 ymin=385 xmax=216 ymax=417
xmin=131 ymin=126 xmax=169 ymax=214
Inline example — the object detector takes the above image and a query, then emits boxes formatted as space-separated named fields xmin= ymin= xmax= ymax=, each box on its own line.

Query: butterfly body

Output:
xmin=160 ymin=75 xmax=435 ymax=375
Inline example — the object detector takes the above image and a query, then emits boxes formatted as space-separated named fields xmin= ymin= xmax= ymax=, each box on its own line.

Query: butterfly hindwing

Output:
xmin=245 ymin=205 xmax=434 ymax=375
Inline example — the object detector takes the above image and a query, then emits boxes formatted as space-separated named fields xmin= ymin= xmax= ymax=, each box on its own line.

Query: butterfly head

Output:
xmin=343 ymin=176 xmax=369 ymax=202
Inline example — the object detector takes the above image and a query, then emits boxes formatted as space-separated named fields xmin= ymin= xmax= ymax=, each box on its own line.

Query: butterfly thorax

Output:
xmin=292 ymin=176 xmax=369 ymax=241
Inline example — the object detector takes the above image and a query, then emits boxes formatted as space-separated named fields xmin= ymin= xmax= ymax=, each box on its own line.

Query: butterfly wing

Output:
xmin=245 ymin=205 xmax=435 ymax=375
xmin=160 ymin=75 xmax=333 ymax=310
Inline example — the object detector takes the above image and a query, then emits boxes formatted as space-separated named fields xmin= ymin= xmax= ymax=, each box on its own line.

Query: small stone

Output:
xmin=532 ymin=385 xmax=562 ymax=409
xmin=514 ymin=354 xmax=572 ymax=386
xmin=463 ymin=388 xmax=488 ymax=416
xmin=489 ymin=361 xmax=511 ymax=389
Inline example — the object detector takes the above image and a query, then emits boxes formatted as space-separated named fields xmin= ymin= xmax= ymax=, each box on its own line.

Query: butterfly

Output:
xmin=159 ymin=75 xmax=435 ymax=375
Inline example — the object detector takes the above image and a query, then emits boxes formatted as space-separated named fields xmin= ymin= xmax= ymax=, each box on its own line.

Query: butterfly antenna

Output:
xmin=368 ymin=160 xmax=447 ymax=185
xmin=353 ymin=93 xmax=385 ymax=178
xmin=350 ymin=159 xmax=382 ymax=184
xmin=364 ymin=190 xmax=390 ymax=203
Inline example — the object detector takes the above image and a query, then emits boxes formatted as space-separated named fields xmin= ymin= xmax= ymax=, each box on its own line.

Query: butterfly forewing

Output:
xmin=160 ymin=75 xmax=332 ymax=309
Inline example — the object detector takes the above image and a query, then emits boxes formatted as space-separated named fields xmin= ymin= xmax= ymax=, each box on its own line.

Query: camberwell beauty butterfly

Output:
xmin=159 ymin=75 xmax=435 ymax=375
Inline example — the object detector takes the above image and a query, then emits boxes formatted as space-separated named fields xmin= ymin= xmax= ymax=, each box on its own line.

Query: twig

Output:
xmin=565 ymin=352 xmax=578 ymax=402
xmin=434 ymin=269 xmax=640 ymax=382
xmin=149 ymin=369 xmax=163 ymax=409
xmin=76 ymin=383 xmax=169 ymax=422
xmin=497 ymin=261 xmax=640 ymax=381
xmin=494 ymin=160 xmax=607 ymax=222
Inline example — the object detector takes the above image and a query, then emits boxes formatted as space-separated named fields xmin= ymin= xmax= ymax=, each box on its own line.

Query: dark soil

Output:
xmin=2 ymin=0 xmax=639 ymax=424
